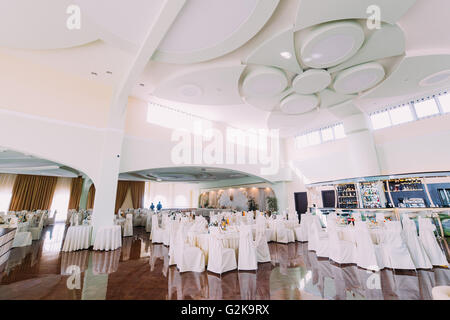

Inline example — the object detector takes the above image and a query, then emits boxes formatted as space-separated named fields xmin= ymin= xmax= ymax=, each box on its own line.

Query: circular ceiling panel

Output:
xmin=242 ymin=67 xmax=288 ymax=97
xmin=280 ymin=93 xmax=319 ymax=115
xmin=333 ymin=62 xmax=385 ymax=94
xmin=0 ymin=0 xmax=99 ymax=50
xmin=419 ymin=70 xmax=450 ymax=87
xmin=153 ymin=0 xmax=280 ymax=63
xmin=300 ymin=21 xmax=364 ymax=68
xmin=292 ymin=69 xmax=331 ymax=94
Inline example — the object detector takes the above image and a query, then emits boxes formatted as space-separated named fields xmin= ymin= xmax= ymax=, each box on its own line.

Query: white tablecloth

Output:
xmin=62 ymin=225 xmax=92 ymax=252
xmin=337 ymin=225 xmax=383 ymax=244
xmin=93 ymin=225 xmax=122 ymax=251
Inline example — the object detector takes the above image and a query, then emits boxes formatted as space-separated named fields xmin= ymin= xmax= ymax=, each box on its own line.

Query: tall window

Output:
xmin=370 ymin=91 xmax=449 ymax=130
xmin=295 ymin=123 xmax=346 ymax=149
xmin=50 ymin=177 xmax=71 ymax=222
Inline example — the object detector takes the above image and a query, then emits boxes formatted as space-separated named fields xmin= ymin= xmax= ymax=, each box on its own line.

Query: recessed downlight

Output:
xmin=280 ymin=51 xmax=292 ymax=59
xmin=300 ymin=21 xmax=364 ymax=68
xmin=179 ymin=84 xmax=203 ymax=97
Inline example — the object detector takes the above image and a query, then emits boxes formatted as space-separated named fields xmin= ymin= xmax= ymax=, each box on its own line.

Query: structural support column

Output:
xmin=79 ymin=177 xmax=93 ymax=210
xmin=342 ymin=113 xmax=382 ymax=178
xmin=91 ymin=128 xmax=124 ymax=242
xmin=272 ymin=181 xmax=289 ymax=214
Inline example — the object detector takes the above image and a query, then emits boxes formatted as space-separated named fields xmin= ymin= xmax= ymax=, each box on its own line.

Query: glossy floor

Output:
xmin=0 ymin=223 xmax=448 ymax=300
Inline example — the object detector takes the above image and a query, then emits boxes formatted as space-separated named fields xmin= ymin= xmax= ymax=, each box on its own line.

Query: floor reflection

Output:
xmin=0 ymin=224 xmax=448 ymax=300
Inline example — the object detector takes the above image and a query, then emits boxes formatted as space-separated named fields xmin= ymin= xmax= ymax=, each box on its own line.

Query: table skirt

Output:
xmin=62 ymin=225 xmax=92 ymax=252
xmin=93 ymin=225 xmax=122 ymax=251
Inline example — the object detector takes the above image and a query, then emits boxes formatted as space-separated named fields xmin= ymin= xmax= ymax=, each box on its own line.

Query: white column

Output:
xmin=342 ymin=113 xmax=381 ymax=178
xmin=91 ymin=128 xmax=124 ymax=243
xmin=79 ymin=177 xmax=93 ymax=210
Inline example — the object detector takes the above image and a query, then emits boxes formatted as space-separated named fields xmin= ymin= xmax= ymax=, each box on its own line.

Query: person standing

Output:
xmin=150 ymin=202 xmax=155 ymax=211
xmin=156 ymin=201 xmax=162 ymax=211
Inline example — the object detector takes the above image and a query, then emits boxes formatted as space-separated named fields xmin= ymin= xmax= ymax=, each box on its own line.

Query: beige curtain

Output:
xmin=87 ymin=184 xmax=96 ymax=209
xmin=68 ymin=177 xmax=83 ymax=210
xmin=9 ymin=174 xmax=57 ymax=211
xmin=130 ymin=181 xmax=145 ymax=209
xmin=0 ymin=174 xmax=17 ymax=212
xmin=115 ymin=181 xmax=130 ymax=214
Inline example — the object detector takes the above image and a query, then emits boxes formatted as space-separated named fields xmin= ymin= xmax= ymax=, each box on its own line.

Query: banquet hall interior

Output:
xmin=0 ymin=0 xmax=450 ymax=300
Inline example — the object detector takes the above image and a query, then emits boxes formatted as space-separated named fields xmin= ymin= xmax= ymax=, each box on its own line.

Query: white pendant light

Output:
xmin=242 ymin=67 xmax=288 ymax=97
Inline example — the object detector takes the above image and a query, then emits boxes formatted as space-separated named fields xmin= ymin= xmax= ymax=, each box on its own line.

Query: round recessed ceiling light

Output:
xmin=333 ymin=62 xmax=385 ymax=94
xmin=178 ymin=84 xmax=203 ymax=97
xmin=419 ymin=70 xmax=450 ymax=87
xmin=280 ymin=93 xmax=319 ymax=115
xmin=242 ymin=67 xmax=288 ymax=97
xmin=300 ymin=21 xmax=365 ymax=69
xmin=292 ymin=69 xmax=331 ymax=94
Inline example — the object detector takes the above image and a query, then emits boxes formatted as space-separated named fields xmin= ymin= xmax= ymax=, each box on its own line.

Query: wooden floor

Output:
xmin=0 ymin=223 xmax=448 ymax=300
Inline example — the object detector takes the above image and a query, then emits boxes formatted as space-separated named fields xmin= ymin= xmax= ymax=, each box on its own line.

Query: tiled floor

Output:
xmin=0 ymin=223 xmax=448 ymax=300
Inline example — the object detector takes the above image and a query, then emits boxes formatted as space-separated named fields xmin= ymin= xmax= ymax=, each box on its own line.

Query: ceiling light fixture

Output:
xmin=300 ymin=21 xmax=364 ymax=68
xmin=280 ymin=51 xmax=292 ymax=59
xmin=419 ymin=70 xmax=450 ymax=87
xmin=333 ymin=62 xmax=385 ymax=94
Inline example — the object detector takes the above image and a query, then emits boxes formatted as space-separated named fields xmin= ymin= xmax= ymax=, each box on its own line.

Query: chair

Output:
xmin=150 ymin=215 xmax=164 ymax=243
xmin=29 ymin=214 xmax=45 ymax=240
xmin=207 ymin=233 xmax=237 ymax=274
xmin=308 ymin=216 xmax=329 ymax=257
xmin=46 ymin=210 xmax=57 ymax=225
xmin=10 ymin=216 xmax=32 ymax=248
xmin=123 ymin=213 xmax=133 ymax=237
xmin=418 ymin=217 xmax=448 ymax=267
xmin=294 ymin=214 xmax=310 ymax=242
xmin=255 ymin=223 xmax=271 ymax=263
xmin=176 ymin=228 xmax=205 ymax=273
xmin=401 ymin=215 xmax=432 ymax=269
xmin=353 ymin=221 xmax=385 ymax=271
xmin=381 ymin=222 xmax=415 ymax=270
xmin=327 ymin=221 xmax=355 ymax=264
xmin=238 ymin=225 xmax=257 ymax=271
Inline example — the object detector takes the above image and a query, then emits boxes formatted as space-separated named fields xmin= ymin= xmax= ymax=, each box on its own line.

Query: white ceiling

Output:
xmin=0 ymin=149 xmax=79 ymax=178
xmin=1 ymin=0 xmax=450 ymax=137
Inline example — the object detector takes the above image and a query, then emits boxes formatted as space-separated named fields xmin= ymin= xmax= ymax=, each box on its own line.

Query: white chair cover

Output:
xmin=238 ymin=225 xmax=257 ymax=271
xmin=418 ymin=217 xmax=448 ymax=267
xmin=123 ymin=214 xmax=133 ymax=237
xmin=381 ymin=222 xmax=415 ymax=270
xmin=29 ymin=214 xmax=45 ymax=240
xmin=207 ymin=232 xmax=237 ymax=274
xmin=401 ymin=215 xmax=432 ymax=269
xmin=151 ymin=214 xmax=164 ymax=243
xmin=146 ymin=211 xmax=153 ymax=233
xmin=328 ymin=221 xmax=355 ymax=264
xmin=353 ymin=221 xmax=385 ymax=271
xmin=255 ymin=223 xmax=271 ymax=263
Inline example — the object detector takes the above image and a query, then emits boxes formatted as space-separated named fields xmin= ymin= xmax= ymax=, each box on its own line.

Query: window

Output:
xmin=333 ymin=124 xmax=345 ymax=139
xmin=389 ymin=105 xmax=413 ymax=125
xmin=438 ymin=93 xmax=450 ymax=113
xmin=295 ymin=123 xmax=345 ymax=149
xmin=50 ymin=177 xmax=71 ymax=222
xmin=321 ymin=127 xmax=334 ymax=142
xmin=295 ymin=135 xmax=308 ymax=148
xmin=414 ymin=98 xmax=439 ymax=119
xmin=371 ymin=111 xmax=391 ymax=130
xmin=306 ymin=131 xmax=321 ymax=146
